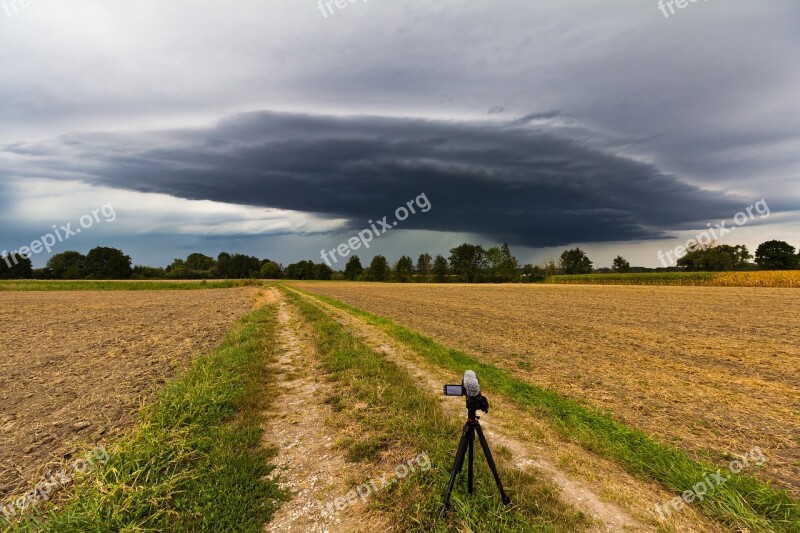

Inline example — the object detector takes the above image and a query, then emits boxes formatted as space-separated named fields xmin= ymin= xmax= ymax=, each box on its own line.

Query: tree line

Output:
xmin=1 ymin=239 xmax=798 ymax=281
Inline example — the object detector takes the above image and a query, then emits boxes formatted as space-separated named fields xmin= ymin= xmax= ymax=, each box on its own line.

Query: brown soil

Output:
xmin=0 ymin=288 xmax=257 ymax=501
xmin=291 ymin=287 xmax=724 ymax=532
xmin=290 ymin=282 xmax=800 ymax=498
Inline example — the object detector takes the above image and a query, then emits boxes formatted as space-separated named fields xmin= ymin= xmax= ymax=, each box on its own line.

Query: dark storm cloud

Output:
xmin=2 ymin=111 xmax=746 ymax=247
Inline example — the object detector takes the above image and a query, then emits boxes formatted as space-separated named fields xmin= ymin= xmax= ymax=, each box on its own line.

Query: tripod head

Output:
xmin=466 ymin=393 xmax=489 ymax=420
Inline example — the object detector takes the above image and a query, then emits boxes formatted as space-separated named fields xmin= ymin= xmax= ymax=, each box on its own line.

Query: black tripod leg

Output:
xmin=440 ymin=424 xmax=471 ymax=516
xmin=467 ymin=428 xmax=474 ymax=494
xmin=475 ymin=423 xmax=511 ymax=505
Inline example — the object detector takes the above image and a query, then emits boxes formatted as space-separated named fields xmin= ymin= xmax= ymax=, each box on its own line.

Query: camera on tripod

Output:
xmin=440 ymin=370 xmax=509 ymax=515
xmin=443 ymin=370 xmax=490 ymax=414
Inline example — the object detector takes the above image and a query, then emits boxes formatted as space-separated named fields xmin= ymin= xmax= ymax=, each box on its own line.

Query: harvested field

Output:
xmin=0 ymin=287 xmax=257 ymax=500
xmin=291 ymin=282 xmax=800 ymax=497
xmin=545 ymin=271 xmax=800 ymax=287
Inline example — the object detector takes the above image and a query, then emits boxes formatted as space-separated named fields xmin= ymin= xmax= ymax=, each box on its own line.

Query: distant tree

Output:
xmin=314 ymin=263 xmax=333 ymax=280
xmin=612 ymin=256 xmax=631 ymax=273
xmin=132 ymin=265 xmax=166 ymax=279
xmin=227 ymin=254 xmax=261 ymax=278
xmin=678 ymin=244 xmax=752 ymax=271
xmin=432 ymin=254 xmax=449 ymax=283
xmin=499 ymin=243 xmax=519 ymax=282
xmin=166 ymin=265 xmax=192 ymax=279
xmin=416 ymin=253 xmax=432 ymax=282
xmin=84 ymin=247 xmax=133 ymax=279
xmin=368 ymin=255 xmax=389 ymax=282
xmin=285 ymin=260 xmax=316 ymax=280
xmin=521 ymin=264 xmax=546 ymax=282
xmin=260 ymin=261 xmax=282 ymax=279
xmin=47 ymin=251 xmax=86 ymax=279
xmin=0 ymin=253 xmax=33 ymax=279
xmin=449 ymin=243 xmax=486 ymax=283
xmin=185 ymin=253 xmax=215 ymax=271
xmin=344 ymin=255 xmax=364 ymax=280
xmin=755 ymin=240 xmax=797 ymax=270
xmin=395 ymin=256 xmax=414 ymax=283
xmin=485 ymin=246 xmax=504 ymax=281
xmin=542 ymin=258 xmax=560 ymax=276
xmin=559 ymin=248 xmax=593 ymax=275
xmin=217 ymin=252 xmax=232 ymax=278
xmin=166 ymin=258 xmax=185 ymax=273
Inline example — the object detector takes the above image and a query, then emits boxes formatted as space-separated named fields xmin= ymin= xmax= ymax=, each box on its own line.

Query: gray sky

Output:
xmin=1 ymin=0 xmax=798 ymax=268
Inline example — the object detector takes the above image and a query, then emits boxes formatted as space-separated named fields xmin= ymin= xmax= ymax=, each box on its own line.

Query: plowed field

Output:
xmin=0 ymin=288 xmax=257 ymax=500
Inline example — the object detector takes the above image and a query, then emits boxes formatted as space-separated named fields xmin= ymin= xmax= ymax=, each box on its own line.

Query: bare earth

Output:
xmin=0 ymin=288 xmax=257 ymax=500
xmin=291 ymin=282 xmax=800 ymax=497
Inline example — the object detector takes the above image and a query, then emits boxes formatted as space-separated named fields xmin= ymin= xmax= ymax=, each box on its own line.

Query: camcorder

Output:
xmin=443 ymin=370 xmax=489 ymax=414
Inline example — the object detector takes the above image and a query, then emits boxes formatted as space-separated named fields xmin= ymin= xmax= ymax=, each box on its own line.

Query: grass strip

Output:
xmin=293 ymin=286 xmax=800 ymax=532
xmin=6 ymin=302 xmax=285 ymax=532
xmin=544 ymin=271 xmax=800 ymax=287
xmin=282 ymin=287 xmax=590 ymax=532
xmin=0 ymin=280 xmax=263 ymax=291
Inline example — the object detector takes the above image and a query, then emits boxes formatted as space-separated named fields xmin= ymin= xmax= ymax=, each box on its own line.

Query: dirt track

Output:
xmin=0 ymin=288 xmax=256 ymax=500
xmin=291 ymin=282 xmax=800 ymax=496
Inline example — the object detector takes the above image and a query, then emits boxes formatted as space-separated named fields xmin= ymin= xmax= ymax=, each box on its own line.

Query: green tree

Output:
xmin=678 ymin=244 xmax=752 ymax=271
xmin=46 ymin=251 xmax=86 ymax=279
xmin=260 ymin=261 xmax=282 ymax=279
xmin=132 ymin=265 xmax=166 ymax=279
xmin=559 ymin=248 xmax=593 ymax=275
xmin=217 ymin=252 xmax=232 ymax=278
xmin=416 ymin=253 xmax=432 ymax=282
xmin=521 ymin=264 xmax=546 ymax=282
xmin=499 ymin=243 xmax=519 ymax=282
xmin=432 ymin=254 xmax=449 ymax=283
xmin=612 ymin=256 xmax=631 ymax=273
xmin=755 ymin=240 xmax=797 ymax=270
xmin=485 ymin=246 xmax=504 ymax=281
xmin=0 ymin=253 xmax=33 ymax=279
xmin=344 ymin=255 xmax=364 ymax=280
xmin=395 ymin=255 xmax=414 ymax=283
xmin=227 ymin=254 xmax=261 ymax=278
xmin=284 ymin=260 xmax=316 ymax=280
xmin=314 ymin=263 xmax=333 ymax=280
xmin=368 ymin=255 xmax=389 ymax=282
xmin=185 ymin=253 xmax=215 ymax=271
xmin=448 ymin=243 xmax=486 ymax=282
xmin=85 ymin=247 xmax=133 ymax=279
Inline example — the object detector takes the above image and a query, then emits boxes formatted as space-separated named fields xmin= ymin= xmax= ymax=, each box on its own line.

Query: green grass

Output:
xmin=0 ymin=279 xmax=263 ymax=291
xmin=293 ymin=287 xmax=800 ymax=532
xmin=545 ymin=272 xmax=717 ymax=285
xmin=4 ymin=303 xmax=285 ymax=531
xmin=282 ymin=287 xmax=590 ymax=532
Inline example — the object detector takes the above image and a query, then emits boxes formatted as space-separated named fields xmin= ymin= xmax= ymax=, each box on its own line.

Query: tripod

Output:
xmin=441 ymin=398 xmax=511 ymax=515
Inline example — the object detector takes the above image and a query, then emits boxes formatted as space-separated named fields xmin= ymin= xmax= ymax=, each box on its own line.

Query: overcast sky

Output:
xmin=1 ymin=0 xmax=798 ymax=268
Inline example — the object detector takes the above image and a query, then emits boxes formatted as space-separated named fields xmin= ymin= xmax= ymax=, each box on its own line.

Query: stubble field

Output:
xmin=0 ymin=287 xmax=257 ymax=500
xmin=291 ymin=281 xmax=800 ymax=497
